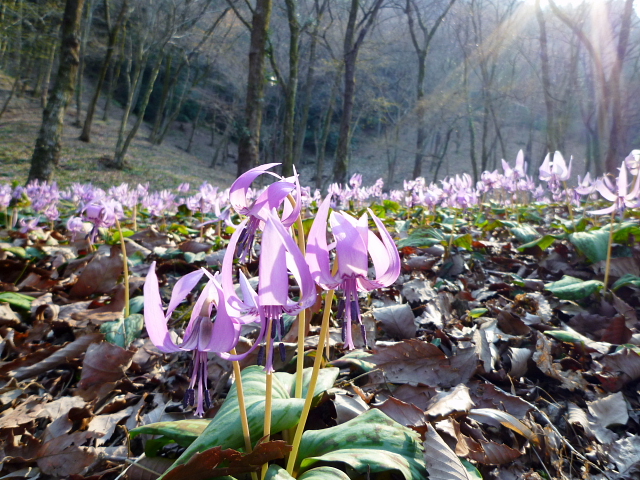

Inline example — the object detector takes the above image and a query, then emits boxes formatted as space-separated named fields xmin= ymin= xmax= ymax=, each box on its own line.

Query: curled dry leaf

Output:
xmin=162 ymin=441 xmax=292 ymax=480
xmin=587 ymin=392 xmax=629 ymax=428
xmin=77 ymin=341 xmax=135 ymax=401
xmin=375 ymin=396 xmax=426 ymax=427
xmin=373 ymin=303 xmax=417 ymax=340
xmin=8 ymin=333 xmax=103 ymax=381
xmin=425 ymin=384 xmax=474 ymax=420
xmin=69 ymin=245 xmax=123 ymax=298
xmin=467 ymin=408 xmax=539 ymax=446
xmin=423 ymin=423 xmax=474 ymax=480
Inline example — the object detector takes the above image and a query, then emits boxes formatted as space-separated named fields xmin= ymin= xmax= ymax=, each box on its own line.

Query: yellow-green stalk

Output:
xmin=115 ymin=218 xmax=130 ymax=317
xmin=261 ymin=320 xmax=274 ymax=480
xmin=230 ymin=349 xmax=258 ymax=480
xmin=603 ymin=211 xmax=617 ymax=292
xmin=286 ymin=288 xmax=336 ymax=476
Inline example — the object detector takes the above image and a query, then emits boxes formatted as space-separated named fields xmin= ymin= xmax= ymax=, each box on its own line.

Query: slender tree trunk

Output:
xmin=280 ymin=0 xmax=300 ymax=177
xmin=186 ymin=101 xmax=202 ymax=153
xmin=113 ymin=52 xmax=163 ymax=168
xmin=40 ymin=29 xmax=59 ymax=108
xmin=237 ymin=0 xmax=273 ymax=176
xmin=315 ymin=67 xmax=341 ymax=189
xmin=79 ymin=0 xmax=128 ymax=142
xmin=74 ymin=0 xmax=94 ymax=124
xmin=535 ymin=0 xmax=555 ymax=154
xmin=605 ymin=0 xmax=633 ymax=172
xmin=27 ymin=0 xmax=85 ymax=183
xmin=334 ymin=0 xmax=384 ymax=184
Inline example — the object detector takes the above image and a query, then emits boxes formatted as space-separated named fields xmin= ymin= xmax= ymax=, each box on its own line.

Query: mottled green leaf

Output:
xmin=297 ymin=409 xmax=426 ymax=480
xmin=130 ymin=419 xmax=211 ymax=447
xmin=100 ymin=313 xmax=144 ymax=348
xmin=0 ymin=292 xmax=35 ymax=310
xmin=569 ymin=230 xmax=610 ymax=263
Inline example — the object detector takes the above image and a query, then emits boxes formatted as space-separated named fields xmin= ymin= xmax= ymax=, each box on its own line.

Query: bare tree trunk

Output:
xmin=74 ymin=0 xmax=94 ymax=125
xmin=113 ymin=52 xmax=163 ymax=169
xmin=535 ymin=0 xmax=555 ymax=154
xmin=79 ymin=0 xmax=128 ymax=142
xmin=334 ymin=0 xmax=384 ymax=184
xmin=186 ymin=101 xmax=202 ymax=153
xmin=27 ymin=0 xmax=85 ymax=183
xmin=315 ymin=67 xmax=341 ymax=189
xmin=237 ymin=0 xmax=273 ymax=176
xmin=40 ymin=28 xmax=60 ymax=108
xmin=280 ymin=0 xmax=300 ymax=177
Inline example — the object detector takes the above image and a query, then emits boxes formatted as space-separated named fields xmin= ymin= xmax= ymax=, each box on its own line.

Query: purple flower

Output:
xmin=0 ymin=184 xmax=13 ymax=209
xmin=588 ymin=162 xmax=640 ymax=216
xmin=539 ymin=152 xmax=572 ymax=190
xmin=624 ymin=150 xmax=640 ymax=176
xmin=229 ymin=163 xmax=301 ymax=262
xmin=19 ymin=217 xmax=41 ymax=234
xmin=221 ymin=213 xmax=316 ymax=372
xmin=144 ymin=264 xmax=242 ymax=416
xmin=306 ymin=195 xmax=400 ymax=350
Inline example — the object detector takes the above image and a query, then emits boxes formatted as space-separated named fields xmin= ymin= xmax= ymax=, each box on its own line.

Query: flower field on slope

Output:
xmin=1 ymin=152 xmax=640 ymax=480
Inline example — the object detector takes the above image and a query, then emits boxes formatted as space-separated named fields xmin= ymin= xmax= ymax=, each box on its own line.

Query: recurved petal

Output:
xmin=367 ymin=208 xmax=401 ymax=287
xmin=587 ymin=204 xmax=617 ymax=216
xmin=330 ymin=212 xmax=369 ymax=278
xmin=305 ymin=195 xmax=339 ymax=288
xmin=165 ymin=269 xmax=205 ymax=319
xmin=258 ymin=215 xmax=291 ymax=307
xmin=247 ymin=180 xmax=296 ymax=221
xmin=143 ymin=262 xmax=182 ymax=353
xmin=229 ymin=163 xmax=281 ymax=214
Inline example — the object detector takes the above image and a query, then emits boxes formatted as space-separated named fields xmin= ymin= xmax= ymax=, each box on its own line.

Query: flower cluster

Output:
xmin=142 ymin=164 xmax=401 ymax=416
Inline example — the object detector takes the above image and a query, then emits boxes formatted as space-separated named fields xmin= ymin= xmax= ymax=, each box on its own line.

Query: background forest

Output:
xmin=0 ymin=0 xmax=639 ymax=189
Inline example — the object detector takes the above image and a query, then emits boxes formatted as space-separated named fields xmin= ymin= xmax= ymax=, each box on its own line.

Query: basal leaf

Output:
xmin=0 ymin=292 xmax=35 ymax=310
xmin=130 ymin=419 xmax=211 ymax=447
xmin=267 ymin=466 xmax=351 ymax=480
xmin=517 ymin=234 xmax=557 ymax=251
xmin=569 ymin=230 xmax=610 ymax=263
xmin=158 ymin=366 xmax=321 ymax=477
xmin=297 ymin=409 xmax=426 ymax=480
xmin=100 ymin=313 xmax=144 ymax=348
xmin=510 ymin=225 xmax=539 ymax=244
xmin=545 ymin=276 xmax=603 ymax=300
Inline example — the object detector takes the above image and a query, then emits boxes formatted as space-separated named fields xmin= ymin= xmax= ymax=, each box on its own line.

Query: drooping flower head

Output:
xmin=229 ymin=163 xmax=301 ymax=262
xmin=588 ymin=161 xmax=640 ymax=216
xmin=306 ymin=195 xmax=401 ymax=350
xmin=539 ymin=151 xmax=572 ymax=193
xmin=144 ymin=263 xmax=242 ymax=416
xmin=221 ymin=213 xmax=316 ymax=372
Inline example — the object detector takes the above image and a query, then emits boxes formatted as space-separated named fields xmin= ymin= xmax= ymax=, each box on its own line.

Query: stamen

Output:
xmin=279 ymin=342 xmax=286 ymax=362
xmin=337 ymin=299 xmax=345 ymax=319
xmin=204 ymin=389 xmax=212 ymax=410
xmin=361 ymin=324 xmax=368 ymax=349
xmin=183 ymin=388 xmax=195 ymax=408
xmin=257 ymin=345 xmax=265 ymax=366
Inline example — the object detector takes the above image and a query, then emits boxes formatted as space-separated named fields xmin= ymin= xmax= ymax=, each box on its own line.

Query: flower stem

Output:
xmin=114 ymin=217 xmax=130 ymax=318
xmin=563 ymin=181 xmax=575 ymax=224
xmin=603 ymin=211 xmax=616 ymax=292
xmin=230 ymin=350 xmax=258 ymax=480
xmin=132 ymin=204 xmax=137 ymax=232
xmin=286 ymin=288 xmax=336 ymax=476
xmin=290 ymin=194 xmax=307 ymax=399
xmin=261 ymin=320 xmax=274 ymax=480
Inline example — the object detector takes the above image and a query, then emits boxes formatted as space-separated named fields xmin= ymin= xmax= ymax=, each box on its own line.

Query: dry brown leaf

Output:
xmin=425 ymin=384 xmax=474 ymax=420
xmin=390 ymin=384 xmax=438 ymax=410
xmin=532 ymin=332 xmax=588 ymax=391
xmin=69 ymin=245 xmax=123 ymax=298
xmin=375 ymin=396 xmax=426 ymax=427
xmin=89 ymin=404 xmax=137 ymax=446
xmin=468 ymin=383 xmax=531 ymax=419
xmin=587 ymin=392 xmax=629 ymax=428
xmin=8 ymin=333 xmax=102 ymax=381
xmin=467 ymin=439 xmax=522 ymax=465
xmin=41 ymin=396 xmax=87 ymax=442
xmin=369 ymin=339 xmax=478 ymax=388
xmin=36 ymin=430 xmax=99 ymax=477
xmin=467 ymin=408 xmax=539 ymax=446
xmin=373 ymin=303 xmax=417 ymax=340
xmin=77 ymin=341 xmax=135 ymax=393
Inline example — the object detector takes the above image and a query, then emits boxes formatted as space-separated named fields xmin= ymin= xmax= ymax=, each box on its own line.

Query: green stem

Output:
xmin=603 ymin=211 xmax=616 ymax=292
xmin=115 ymin=217 xmax=130 ymax=318
xmin=261 ymin=319 xmax=274 ymax=480
xmin=132 ymin=204 xmax=137 ymax=232
xmin=230 ymin=350 xmax=258 ymax=480
xmin=290 ymin=194 xmax=307 ymax=399
xmin=563 ymin=181 xmax=575 ymax=224
xmin=286 ymin=288 xmax=336 ymax=476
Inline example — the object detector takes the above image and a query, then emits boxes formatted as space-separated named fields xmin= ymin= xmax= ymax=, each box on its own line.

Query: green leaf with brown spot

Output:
xmin=297 ymin=409 xmax=426 ymax=480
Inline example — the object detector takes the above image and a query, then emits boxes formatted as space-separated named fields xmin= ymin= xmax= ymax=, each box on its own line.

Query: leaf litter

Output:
xmin=2 ymin=208 xmax=640 ymax=480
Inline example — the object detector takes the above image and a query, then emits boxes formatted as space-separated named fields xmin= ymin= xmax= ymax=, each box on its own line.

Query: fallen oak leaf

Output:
xmin=467 ymin=408 xmax=540 ymax=446
xmin=162 ymin=440 xmax=291 ymax=480
xmin=36 ymin=430 xmax=100 ymax=477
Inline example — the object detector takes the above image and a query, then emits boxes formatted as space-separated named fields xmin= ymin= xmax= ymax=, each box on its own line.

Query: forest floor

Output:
xmin=0 ymin=72 xmax=238 ymax=190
